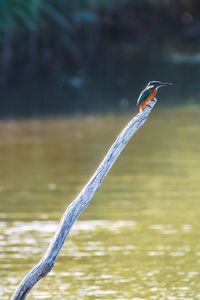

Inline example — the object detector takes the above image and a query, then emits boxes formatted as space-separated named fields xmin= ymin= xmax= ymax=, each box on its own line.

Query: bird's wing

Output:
xmin=136 ymin=89 xmax=151 ymax=106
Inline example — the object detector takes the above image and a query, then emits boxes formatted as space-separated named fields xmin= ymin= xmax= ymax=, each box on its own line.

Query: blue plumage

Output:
xmin=137 ymin=89 xmax=151 ymax=106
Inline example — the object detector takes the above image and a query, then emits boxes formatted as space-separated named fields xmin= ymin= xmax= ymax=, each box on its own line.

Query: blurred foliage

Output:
xmin=0 ymin=0 xmax=200 ymax=81
xmin=0 ymin=0 xmax=200 ymax=118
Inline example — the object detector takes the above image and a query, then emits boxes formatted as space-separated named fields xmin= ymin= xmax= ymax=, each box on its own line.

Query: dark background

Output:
xmin=1 ymin=0 xmax=200 ymax=118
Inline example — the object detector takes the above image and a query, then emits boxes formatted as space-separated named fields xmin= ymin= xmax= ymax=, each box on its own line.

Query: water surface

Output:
xmin=0 ymin=105 xmax=200 ymax=299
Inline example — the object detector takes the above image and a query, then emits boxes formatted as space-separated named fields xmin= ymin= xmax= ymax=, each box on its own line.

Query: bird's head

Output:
xmin=147 ymin=81 xmax=172 ymax=89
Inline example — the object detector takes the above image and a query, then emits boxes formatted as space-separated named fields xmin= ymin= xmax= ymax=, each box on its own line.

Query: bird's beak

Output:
xmin=160 ymin=82 xmax=173 ymax=86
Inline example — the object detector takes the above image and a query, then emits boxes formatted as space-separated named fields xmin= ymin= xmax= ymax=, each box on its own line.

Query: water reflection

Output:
xmin=1 ymin=216 xmax=200 ymax=299
xmin=0 ymin=106 xmax=200 ymax=299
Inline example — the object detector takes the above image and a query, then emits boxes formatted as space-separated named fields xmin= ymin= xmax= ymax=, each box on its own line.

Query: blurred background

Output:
xmin=1 ymin=1 xmax=200 ymax=299
xmin=0 ymin=0 xmax=200 ymax=117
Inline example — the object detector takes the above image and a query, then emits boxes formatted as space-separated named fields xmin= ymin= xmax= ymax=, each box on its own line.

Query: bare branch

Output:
xmin=11 ymin=99 xmax=157 ymax=300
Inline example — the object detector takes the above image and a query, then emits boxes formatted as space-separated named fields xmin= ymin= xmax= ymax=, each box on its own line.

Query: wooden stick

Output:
xmin=11 ymin=98 xmax=157 ymax=300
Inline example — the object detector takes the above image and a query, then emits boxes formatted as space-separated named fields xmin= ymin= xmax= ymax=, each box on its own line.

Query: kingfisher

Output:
xmin=137 ymin=81 xmax=172 ymax=112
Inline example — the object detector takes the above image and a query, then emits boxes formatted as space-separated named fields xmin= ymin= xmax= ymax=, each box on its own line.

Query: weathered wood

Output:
xmin=11 ymin=99 xmax=157 ymax=300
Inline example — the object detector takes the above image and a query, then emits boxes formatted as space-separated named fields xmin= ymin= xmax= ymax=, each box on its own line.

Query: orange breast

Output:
xmin=139 ymin=89 xmax=157 ymax=111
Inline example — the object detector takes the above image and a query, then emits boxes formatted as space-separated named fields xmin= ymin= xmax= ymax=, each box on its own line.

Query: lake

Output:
xmin=0 ymin=105 xmax=200 ymax=299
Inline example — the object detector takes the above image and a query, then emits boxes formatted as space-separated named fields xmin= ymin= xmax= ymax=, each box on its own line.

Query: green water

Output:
xmin=0 ymin=105 xmax=200 ymax=299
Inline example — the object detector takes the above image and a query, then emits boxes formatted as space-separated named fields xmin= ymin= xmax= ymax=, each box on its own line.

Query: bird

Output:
xmin=137 ymin=81 xmax=172 ymax=112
